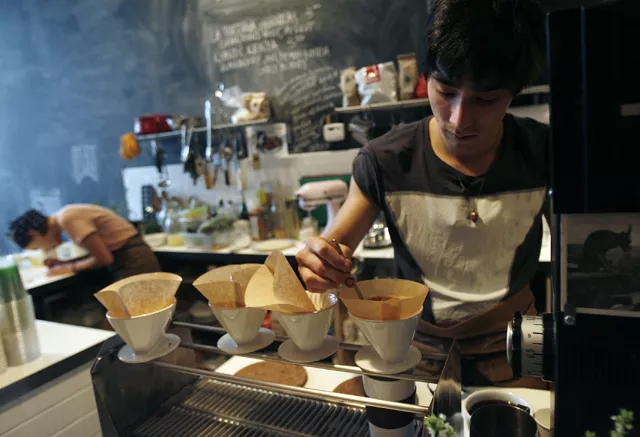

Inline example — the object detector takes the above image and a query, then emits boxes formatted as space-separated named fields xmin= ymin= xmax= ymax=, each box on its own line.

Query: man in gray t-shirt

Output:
xmin=296 ymin=0 xmax=548 ymax=387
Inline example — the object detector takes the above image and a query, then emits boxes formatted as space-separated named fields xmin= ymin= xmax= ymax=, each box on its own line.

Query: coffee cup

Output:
xmin=462 ymin=389 xmax=532 ymax=424
xmin=470 ymin=404 xmax=537 ymax=437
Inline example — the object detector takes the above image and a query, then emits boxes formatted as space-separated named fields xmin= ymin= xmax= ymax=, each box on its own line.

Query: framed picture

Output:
xmin=561 ymin=214 xmax=640 ymax=318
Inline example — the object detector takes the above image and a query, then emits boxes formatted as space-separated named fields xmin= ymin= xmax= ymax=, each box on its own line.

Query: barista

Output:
xmin=296 ymin=0 xmax=548 ymax=387
xmin=8 ymin=204 xmax=161 ymax=281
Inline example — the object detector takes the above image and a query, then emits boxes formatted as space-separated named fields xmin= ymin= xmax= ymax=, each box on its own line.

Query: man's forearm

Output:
xmin=70 ymin=256 xmax=108 ymax=272
xmin=321 ymin=225 xmax=369 ymax=253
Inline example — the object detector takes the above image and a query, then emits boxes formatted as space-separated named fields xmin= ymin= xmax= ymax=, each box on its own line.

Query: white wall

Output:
xmin=122 ymin=148 xmax=359 ymax=221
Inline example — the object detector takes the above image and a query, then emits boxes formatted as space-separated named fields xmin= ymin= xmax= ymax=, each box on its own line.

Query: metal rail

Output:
xmin=135 ymin=118 xmax=269 ymax=141
xmin=151 ymin=361 xmax=431 ymax=416
xmin=173 ymin=320 xmax=449 ymax=360
xmin=179 ymin=341 xmax=440 ymax=384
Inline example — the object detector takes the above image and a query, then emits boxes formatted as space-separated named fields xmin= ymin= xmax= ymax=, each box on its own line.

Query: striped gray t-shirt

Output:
xmin=353 ymin=115 xmax=548 ymax=324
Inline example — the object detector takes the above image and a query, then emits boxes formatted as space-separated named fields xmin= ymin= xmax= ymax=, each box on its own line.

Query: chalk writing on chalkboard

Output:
xmin=277 ymin=66 xmax=342 ymax=152
xmin=200 ymin=3 xmax=341 ymax=152
xmin=204 ymin=5 xmax=327 ymax=76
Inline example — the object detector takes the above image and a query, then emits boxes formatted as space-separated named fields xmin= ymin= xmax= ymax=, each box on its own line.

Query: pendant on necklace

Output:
xmin=470 ymin=209 xmax=479 ymax=223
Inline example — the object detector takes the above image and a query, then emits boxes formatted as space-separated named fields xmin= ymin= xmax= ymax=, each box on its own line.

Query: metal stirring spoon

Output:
xmin=329 ymin=239 xmax=364 ymax=299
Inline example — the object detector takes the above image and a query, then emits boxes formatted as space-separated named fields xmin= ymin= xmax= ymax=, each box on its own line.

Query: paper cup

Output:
xmin=209 ymin=303 xmax=266 ymax=345
xmin=107 ymin=299 xmax=175 ymax=355
xmin=276 ymin=293 xmax=337 ymax=351
xmin=350 ymin=310 xmax=420 ymax=363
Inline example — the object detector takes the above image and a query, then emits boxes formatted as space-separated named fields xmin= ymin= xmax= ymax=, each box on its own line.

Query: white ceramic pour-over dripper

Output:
xmin=276 ymin=293 xmax=337 ymax=351
xmin=107 ymin=299 xmax=176 ymax=355
xmin=209 ymin=303 xmax=266 ymax=345
xmin=350 ymin=310 xmax=420 ymax=363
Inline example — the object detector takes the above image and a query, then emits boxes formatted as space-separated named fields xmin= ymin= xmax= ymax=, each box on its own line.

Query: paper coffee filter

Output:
xmin=244 ymin=252 xmax=315 ymax=314
xmin=117 ymin=278 xmax=181 ymax=317
xmin=340 ymin=279 xmax=428 ymax=320
xmin=196 ymin=282 xmax=243 ymax=308
xmin=94 ymin=289 xmax=130 ymax=318
xmin=101 ymin=272 xmax=182 ymax=294
xmin=193 ymin=264 xmax=261 ymax=307
xmin=94 ymin=272 xmax=181 ymax=318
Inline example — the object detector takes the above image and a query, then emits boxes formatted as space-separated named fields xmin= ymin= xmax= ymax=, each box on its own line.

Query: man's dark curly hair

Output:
xmin=7 ymin=209 xmax=49 ymax=249
xmin=423 ymin=0 xmax=546 ymax=94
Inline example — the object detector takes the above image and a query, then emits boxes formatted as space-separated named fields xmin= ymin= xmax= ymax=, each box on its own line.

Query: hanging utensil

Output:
xmin=205 ymin=100 xmax=213 ymax=161
xmin=180 ymin=124 xmax=187 ymax=162
xmin=221 ymin=136 xmax=234 ymax=186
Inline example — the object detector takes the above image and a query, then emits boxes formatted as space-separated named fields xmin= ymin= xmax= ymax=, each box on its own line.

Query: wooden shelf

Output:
xmin=334 ymin=84 xmax=550 ymax=114
xmin=334 ymin=98 xmax=430 ymax=114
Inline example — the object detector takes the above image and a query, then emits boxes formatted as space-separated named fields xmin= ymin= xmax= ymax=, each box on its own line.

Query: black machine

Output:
xmin=507 ymin=0 xmax=640 ymax=435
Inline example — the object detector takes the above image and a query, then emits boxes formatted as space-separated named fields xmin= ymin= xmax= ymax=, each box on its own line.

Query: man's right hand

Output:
xmin=296 ymin=237 xmax=355 ymax=293
xmin=296 ymin=178 xmax=380 ymax=293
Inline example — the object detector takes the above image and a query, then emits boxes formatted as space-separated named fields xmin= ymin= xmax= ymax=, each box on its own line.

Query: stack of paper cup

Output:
xmin=0 ymin=294 xmax=41 ymax=366
xmin=0 ymin=256 xmax=41 ymax=366
xmin=0 ymin=336 xmax=7 ymax=375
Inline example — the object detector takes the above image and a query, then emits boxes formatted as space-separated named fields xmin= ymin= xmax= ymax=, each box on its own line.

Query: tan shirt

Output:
xmin=56 ymin=204 xmax=137 ymax=251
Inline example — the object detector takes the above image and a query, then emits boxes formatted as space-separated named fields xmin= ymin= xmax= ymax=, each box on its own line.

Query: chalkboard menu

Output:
xmin=196 ymin=0 xmax=428 ymax=153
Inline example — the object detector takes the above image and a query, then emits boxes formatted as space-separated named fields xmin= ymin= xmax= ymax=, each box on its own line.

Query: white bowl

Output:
xmin=180 ymin=233 xmax=213 ymax=249
xmin=350 ymin=311 xmax=420 ymax=363
xmin=143 ymin=233 xmax=167 ymax=248
xmin=107 ymin=299 xmax=176 ymax=355
xmin=209 ymin=303 xmax=266 ymax=345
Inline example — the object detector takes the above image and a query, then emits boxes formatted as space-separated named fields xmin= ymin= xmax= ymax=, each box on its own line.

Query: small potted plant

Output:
xmin=424 ymin=414 xmax=455 ymax=437
xmin=584 ymin=409 xmax=633 ymax=437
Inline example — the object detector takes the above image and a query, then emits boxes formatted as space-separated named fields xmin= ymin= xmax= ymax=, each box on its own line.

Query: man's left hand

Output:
xmin=47 ymin=264 xmax=74 ymax=276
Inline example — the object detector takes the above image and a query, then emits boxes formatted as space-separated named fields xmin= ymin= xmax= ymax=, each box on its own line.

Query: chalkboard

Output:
xmin=0 ymin=0 xmax=428 ymax=254
xmin=193 ymin=0 xmax=429 ymax=153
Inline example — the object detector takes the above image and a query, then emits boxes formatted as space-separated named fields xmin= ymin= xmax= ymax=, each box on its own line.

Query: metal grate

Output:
xmin=133 ymin=379 xmax=424 ymax=437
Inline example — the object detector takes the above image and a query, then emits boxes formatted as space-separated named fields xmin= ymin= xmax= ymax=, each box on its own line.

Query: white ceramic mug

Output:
xmin=462 ymin=389 xmax=532 ymax=424
xmin=534 ymin=408 xmax=551 ymax=437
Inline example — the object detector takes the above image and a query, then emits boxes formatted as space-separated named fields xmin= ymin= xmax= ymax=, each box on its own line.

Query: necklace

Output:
xmin=456 ymin=176 xmax=486 ymax=223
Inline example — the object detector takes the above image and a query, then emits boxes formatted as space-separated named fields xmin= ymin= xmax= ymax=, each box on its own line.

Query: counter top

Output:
xmin=18 ymin=218 xmax=550 ymax=292
xmin=153 ymin=217 xmax=550 ymax=262
xmin=216 ymin=356 xmax=551 ymax=436
xmin=19 ymin=266 xmax=75 ymax=291
xmin=0 ymin=320 xmax=115 ymax=407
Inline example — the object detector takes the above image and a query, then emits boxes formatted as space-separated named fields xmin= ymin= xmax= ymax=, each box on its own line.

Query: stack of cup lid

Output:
xmin=0 ymin=256 xmax=41 ymax=367
xmin=0 ymin=336 xmax=7 ymax=375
